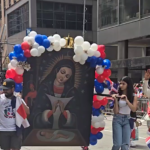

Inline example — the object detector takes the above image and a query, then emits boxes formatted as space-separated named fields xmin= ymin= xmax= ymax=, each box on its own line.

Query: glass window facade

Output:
xmin=37 ymin=1 xmax=92 ymax=31
xmin=119 ymin=0 xmax=139 ymax=23
xmin=99 ymin=0 xmax=118 ymax=28
xmin=141 ymin=0 xmax=150 ymax=17
xmin=99 ymin=0 xmax=150 ymax=28
xmin=8 ymin=3 xmax=29 ymax=37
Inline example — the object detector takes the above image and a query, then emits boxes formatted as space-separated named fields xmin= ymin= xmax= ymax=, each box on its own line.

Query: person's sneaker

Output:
xmin=130 ymin=141 xmax=136 ymax=147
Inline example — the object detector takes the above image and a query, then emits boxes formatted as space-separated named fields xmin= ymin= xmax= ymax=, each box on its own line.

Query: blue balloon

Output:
xmin=97 ymin=57 xmax=103 ymax=65
xmin=35 ymin=34 xmax=43 ymax=45
xmin=17 ymin=52 xmax=27 ymax=62
xmin=94 ymin=79 xmax=99 ymax=86
xmin=9 ymin=52 xmax=17 ymax=60
xmin=86 ymin=57 xmax=91 ymax=62
xmin=102 ymin=59 xmax=111 ymax=69
xmin=108 ymin=86 xmax=111 ymax=90
xmin=43 ymin=39 xmax=51 ymax=48
xmin=14 ymin=44 xmax=23 ymax=54
xmin=15 ymin=83 xmax=23 ymax=92
xmin=106 ymin=80 xmax=110 ymax=87
xmin=102 ymin=83 xmax=107 ymax=88
xmin=42 ymin=35 xmax=48 ymax=40
xmin=93 ymin=109 xmax=100 ymax=116
xmin=96 ymin=132 xmax=103 ymax=140
xmin=95 ymin=84 xmax=104 ymax=93
xmin=100 ymin=106 xmax=105 ymax=110
xmin=90 ymin=135 xmax=97 ymax=145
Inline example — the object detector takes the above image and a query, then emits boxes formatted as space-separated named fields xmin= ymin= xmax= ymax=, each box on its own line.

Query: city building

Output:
xmin=1 ymin=0 xmax=149 ymax=83
xmin=97 ymin=0 xmax=150 ymax=82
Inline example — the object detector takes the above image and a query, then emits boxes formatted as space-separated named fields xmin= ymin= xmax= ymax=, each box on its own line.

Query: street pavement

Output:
xmin=21 ymin=115 xmax=149 ymax=150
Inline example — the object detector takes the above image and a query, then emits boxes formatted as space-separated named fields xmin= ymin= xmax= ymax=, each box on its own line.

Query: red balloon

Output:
xmin=95 ymin=71 xmax=99 ymax=79
xmin=102 ymin=97 xmax=108 ymax=106
xmin=91 ymin=126 xmax=99 ymax=134
xmin=24 ymin=49 xmax=31 ymax=58
xmin=21 ymin=42 xmax=30 ymax=50
xmin=98 ymin=45 xmax=105 ymax=53
xmin=102 ymin=69 xmax=111 ymax=77
xmin=97 ymin=75 xmax=105 ymax=83
xmin=105 ymin=77 xmax=112 ymax=84
xmin=93 ymin=100 xmax=101 ymax=109
xmin=93 ymin=95 xmax=98 ymax=102
xmin=6 ymin=69 xmax=16 ymax=79
xmin=14 ymin=75 xmax=23 ymax=83
xmin=101 ymin=51 xmax=106 ymax=59
xmin=97 ymin=127 xmax=104 ymax=132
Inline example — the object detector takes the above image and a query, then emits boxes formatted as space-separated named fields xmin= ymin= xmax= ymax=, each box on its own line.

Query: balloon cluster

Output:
xmin=73 ymin=36 xmax=100 ymax=65
xmin=89 ymin=45 xmax=112 ymax=145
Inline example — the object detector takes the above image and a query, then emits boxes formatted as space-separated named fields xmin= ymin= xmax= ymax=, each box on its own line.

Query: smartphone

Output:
xmin=147 ymin=69 xmax=150 ymax=73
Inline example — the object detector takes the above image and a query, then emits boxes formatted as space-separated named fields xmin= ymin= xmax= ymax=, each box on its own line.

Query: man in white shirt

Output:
xmin=0 ymin=78 xmax=29 ymax=150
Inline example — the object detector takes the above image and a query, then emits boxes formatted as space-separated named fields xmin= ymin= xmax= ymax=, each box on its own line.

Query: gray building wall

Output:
xmin=5 ymin=0 xmax=98 ymax=53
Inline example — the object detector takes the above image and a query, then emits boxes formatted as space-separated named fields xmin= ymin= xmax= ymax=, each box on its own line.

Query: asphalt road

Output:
xmin=20 ymin=116 xmax=149 ymax=150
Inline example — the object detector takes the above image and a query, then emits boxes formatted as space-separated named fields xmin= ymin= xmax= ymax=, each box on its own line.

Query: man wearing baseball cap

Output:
xmin=0 ymin=78 xmax=29 ymax=150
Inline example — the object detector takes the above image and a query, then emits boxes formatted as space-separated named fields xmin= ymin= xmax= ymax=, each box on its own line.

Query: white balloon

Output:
xmin=94 ymin=122 xmax=101 ymax=128
xmin=15 ymin=66 xmax=24 ymax=75
xmin=47 ymin=46 xmax=53 ymax=52
xmin=10 ymin=59 xmax=18 ymax=68
xmin=91 ymin=43 xmax=98 ymax=51
xmin=37 ymin=50 xmax=42 ymax=57
xmin=74 ymin=44 xmax=77 ymax=49
xmin=48 ymin=36 xmax=54 ymax=43
xmin=91 ymin=116 xmax=98 ymax=124
xmin=32 ymin=42 xmax=39 ymax=49
xmin=98 ymin=114 xmax=104 ymax=122
xmin=82 ymin=41 xmax=90 ymax=50
xmin=30 ymin=48 xmax=38 ymax=57
xmin=53 ymin=41 xmax=61 ymax=51
xmin=94 ymin=51 xmax=101 ymax=57
xmin=80 ymin=53 xmax=88 ymax=61
xmin=29 ymin=31 xmax=37 ymax=37
xmin=8 ymin=63 xmax=15 ymax=69
xmin=23 ymin=36 xmax=29 ymax=42
xmin=96 ymin=66 xmax=104 ymax=74
xmin=53 ymin=34 xmax=61 ymax=41
xmin=94 ymin=88 xmax=97 ymax=94
xmin=73 ymin=55 xmax=81 ymax=62
xmin=79 ymin=59 xmax=85 ymax=65
xmin=97 ymin=95 xmax=104 ymax=100
xmin=99 ymin=121 xmax=105 ymax=128
xmin=54 ymin=45 xmax=61 ymax=51
xmin=53 ymin=40 xmax=60 ymax=47
xmin=60 ymin=38 xmax=66 ymax=47
xmin=74 ymin=46 xmax=84 ymax=55
xmin=74 ymin=36 xmax=84 ymax=46
xmin=38 ymin=46 xmax=45 ymax=54
xmin=87 ymin=49 xmax=95 ymax=57
xmin=27 ymin=37 xmax=35 ymax=45
xmin=102 ymin=88 xmax=110 ymax=95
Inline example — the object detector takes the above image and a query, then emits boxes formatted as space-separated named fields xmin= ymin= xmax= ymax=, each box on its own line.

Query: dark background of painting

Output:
xmin=22 ymin=48 xmax=95 ymax=146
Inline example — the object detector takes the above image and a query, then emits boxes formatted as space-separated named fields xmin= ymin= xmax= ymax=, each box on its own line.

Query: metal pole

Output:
xmin=83 ymin=0 xmax=86 ymax=38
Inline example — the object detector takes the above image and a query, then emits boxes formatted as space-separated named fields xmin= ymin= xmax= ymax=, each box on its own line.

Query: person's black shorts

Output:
xmin=0 ymin=131 xmax=22 ymax=149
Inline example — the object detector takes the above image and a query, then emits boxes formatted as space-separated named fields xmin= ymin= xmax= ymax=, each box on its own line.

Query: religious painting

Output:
xmin=22 ymin=48 xmax=95 ymax=146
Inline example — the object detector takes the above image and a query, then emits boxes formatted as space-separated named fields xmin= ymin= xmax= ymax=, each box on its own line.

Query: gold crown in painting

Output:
xmin=63 ymin=35 xmax=74 ymax=48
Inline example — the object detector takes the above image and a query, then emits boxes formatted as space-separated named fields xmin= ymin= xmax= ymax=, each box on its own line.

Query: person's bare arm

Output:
xmin=112 ymin=94 xmax=119 ymax=114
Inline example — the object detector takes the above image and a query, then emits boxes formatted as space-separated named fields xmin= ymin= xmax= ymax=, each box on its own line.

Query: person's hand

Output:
xmin=52 ymin=101 xmax=59 ymax=113
xmin=121 ymin=95 xmax=128 ymax=102
xmin=112 ymin=94 xmax=117 ymax=101
xmin=59 ymin=100 xmax=65 ymax=113
xmin=144 ymin=70 xmax=150 ymax=80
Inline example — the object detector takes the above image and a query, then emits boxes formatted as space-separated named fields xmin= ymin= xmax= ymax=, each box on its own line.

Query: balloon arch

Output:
xmin=7 ymin=31 xmax=111 ymax=146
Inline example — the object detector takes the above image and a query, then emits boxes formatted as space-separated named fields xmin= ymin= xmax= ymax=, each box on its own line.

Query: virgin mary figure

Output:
xmin=31 ymin=56 xmax=81 ymax=130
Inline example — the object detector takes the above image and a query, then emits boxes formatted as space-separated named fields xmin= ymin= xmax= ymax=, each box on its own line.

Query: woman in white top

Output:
xmin=143 ymin=69 xmax=150 ymax=134
xmin=112 ymin=76 xmax=137 ymax=150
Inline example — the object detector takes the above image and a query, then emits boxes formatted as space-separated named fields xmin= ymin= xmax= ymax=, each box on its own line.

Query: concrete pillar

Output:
xmin=29 ymin=0 xmax=37 ymax=29
xmin=117 ymin=40 xmax=128 ymax=80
